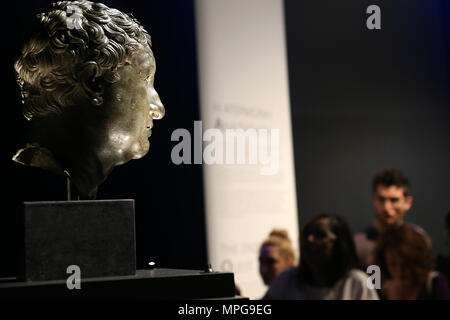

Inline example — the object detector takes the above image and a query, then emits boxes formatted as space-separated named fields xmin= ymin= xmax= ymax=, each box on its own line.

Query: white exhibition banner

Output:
xmin=195 ymin=0 xmax=299 ymax=299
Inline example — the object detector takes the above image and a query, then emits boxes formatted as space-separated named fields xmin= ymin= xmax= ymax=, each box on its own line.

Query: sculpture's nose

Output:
xmin=149 ymin=87 xmax=165 ymax=120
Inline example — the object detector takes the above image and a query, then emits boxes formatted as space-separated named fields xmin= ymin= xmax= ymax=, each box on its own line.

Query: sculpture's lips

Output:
xmin=146 ymin=121 xmax=153 ymax=137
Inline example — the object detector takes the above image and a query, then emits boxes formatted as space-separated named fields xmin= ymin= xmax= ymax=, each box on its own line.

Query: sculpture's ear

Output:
xmin=78 ymin=62 xmax=104 ymax=106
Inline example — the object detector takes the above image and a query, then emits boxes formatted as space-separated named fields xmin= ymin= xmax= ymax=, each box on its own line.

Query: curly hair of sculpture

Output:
xmin=13 ymin=1 xmax=165 ymax=200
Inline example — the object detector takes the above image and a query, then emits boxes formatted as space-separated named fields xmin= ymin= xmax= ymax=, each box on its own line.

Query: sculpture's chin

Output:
xmin=130 ymin=139 xmax=150 ymax=160
xmin=131 ymin=151 xmax=147 ymax=160
xmin=106 ymin=139 xmax=150 ymax=166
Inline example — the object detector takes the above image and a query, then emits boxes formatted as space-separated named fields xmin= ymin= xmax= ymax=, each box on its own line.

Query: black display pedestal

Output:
xmin=0 ymin=269 xmax=238 ymax=299
xmin=3 ymin=200 xmax=241 ymax=299
xmin=19 ymin=200 xmax=136 ymax=281
xmin=0 ymin=200 xmax=243 ymax=300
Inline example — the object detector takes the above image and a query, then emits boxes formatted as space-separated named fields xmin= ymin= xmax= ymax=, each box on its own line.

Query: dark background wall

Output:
xmin=0 ymin=0 xmax=207 ymax=277
xmin=285 ymin=0 xmax=450 ymax=255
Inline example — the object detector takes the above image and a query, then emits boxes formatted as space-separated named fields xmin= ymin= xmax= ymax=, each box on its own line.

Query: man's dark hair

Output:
xmin=299 ymin=213 xmax=360 ymax=287
xmin=372 ymin=168 xmax=411 ymax=197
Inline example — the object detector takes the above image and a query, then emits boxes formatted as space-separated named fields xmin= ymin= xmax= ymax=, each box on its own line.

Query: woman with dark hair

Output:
xmin=374 ymin=223 xmax=450 ymax=300
xmin=264 ymin=214 xmax=379 ymax=299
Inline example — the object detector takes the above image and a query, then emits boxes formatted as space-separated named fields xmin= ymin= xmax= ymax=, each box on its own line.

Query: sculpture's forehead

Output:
xmin=129 ymin=45 xmax=155 ymax=71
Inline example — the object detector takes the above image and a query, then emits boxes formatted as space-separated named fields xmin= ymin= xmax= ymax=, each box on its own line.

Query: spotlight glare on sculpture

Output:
xmin=12 ymin=1 xmax=165 ymax=200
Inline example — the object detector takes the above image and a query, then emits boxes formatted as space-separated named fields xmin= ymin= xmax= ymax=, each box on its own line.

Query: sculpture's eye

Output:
xmin=137 ymin=72 xmax=152 ymax=83
xmin=137 ymin=69 xmax=154 ymax=84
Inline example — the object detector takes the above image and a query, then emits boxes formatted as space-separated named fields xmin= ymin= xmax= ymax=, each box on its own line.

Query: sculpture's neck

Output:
xmin=60 ymin=147 xmax=108 ymax=200
xmin=16 ymin=114 xmax=115 ymax=200
xmin=13 ymin=141 xmax=112 ymax=200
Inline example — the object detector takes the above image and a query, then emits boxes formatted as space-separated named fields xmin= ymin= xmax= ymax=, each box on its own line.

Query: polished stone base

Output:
xmin=19 ymin=200 xmax=136 ymax=281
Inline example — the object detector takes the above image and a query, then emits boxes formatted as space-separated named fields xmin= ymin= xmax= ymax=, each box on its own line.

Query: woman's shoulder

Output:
xmin=263 ymin=267 xmax=299 ymax=300
xmin=273 ymin=267 xmax=298 ymax=284
xmin=339 ymin=269 xmax=371 ymax=290
xmin=346 ymin=269 xmax=370 ymax=281
xmin=335 ymin=269 xmax=379 ymax=300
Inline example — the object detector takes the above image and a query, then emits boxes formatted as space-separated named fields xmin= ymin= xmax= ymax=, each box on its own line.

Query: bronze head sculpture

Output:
xmin=13 ymin=1 xmax=165 ymax=199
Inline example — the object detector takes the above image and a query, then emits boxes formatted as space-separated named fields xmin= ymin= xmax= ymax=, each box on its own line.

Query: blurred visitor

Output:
xmin=264 ymin=214 xmax=379 ymax=300
xmin=259 ymin=229 xmax=296 ymax=287
xmin=374 ymin=223 xmax=450 ymax=300
xmin=354 ymin=168 xmax=430 ymax=267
